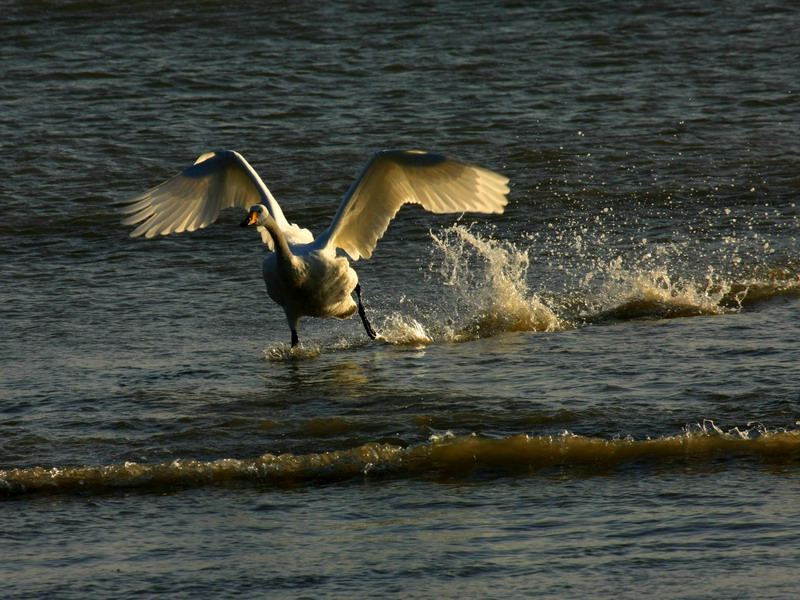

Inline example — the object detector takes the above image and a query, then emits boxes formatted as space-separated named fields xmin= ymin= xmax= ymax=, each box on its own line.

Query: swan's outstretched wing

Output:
xmin=119 ymin=150 xmax=292 ymax=239
xmin=319 ymin=150 xmax=510 ymax=260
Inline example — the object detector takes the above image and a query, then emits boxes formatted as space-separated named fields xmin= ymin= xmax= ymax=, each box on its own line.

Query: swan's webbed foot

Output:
xmin=354 ymin=283 xmax=377 ymax=340
xmin=291 ymin=330 xmax=299 ymax=347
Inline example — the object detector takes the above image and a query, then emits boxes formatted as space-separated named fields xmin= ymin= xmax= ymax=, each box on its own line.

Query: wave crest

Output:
xmin=4 ymin=425 xmax=800 ymax=496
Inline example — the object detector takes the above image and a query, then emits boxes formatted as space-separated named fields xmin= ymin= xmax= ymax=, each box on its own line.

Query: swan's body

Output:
xmin=120 ymin=149 xmax=509 ymax=346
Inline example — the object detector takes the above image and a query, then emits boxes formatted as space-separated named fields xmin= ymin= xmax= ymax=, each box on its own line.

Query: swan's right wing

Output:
xmin=119 ymin=150 xmax=284 ymax=238
xmin=320 ymin=150 xmax=510 ymax=260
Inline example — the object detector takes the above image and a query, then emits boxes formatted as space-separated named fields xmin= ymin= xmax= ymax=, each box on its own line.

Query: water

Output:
xmin=2 ymin=1 xmax=800 ymax=598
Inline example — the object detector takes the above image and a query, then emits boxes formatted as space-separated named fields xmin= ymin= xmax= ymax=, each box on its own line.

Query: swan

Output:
xmin=120 ymin=149 xmax=510 ymax=347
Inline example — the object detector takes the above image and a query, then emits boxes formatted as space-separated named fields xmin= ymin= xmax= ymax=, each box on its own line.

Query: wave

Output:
xmin=4 ymin=424 xmax=800 ymax=497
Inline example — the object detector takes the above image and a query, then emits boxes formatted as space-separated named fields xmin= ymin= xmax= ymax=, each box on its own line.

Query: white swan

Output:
xmin=120 ymin=149 xmax=510 ymax=346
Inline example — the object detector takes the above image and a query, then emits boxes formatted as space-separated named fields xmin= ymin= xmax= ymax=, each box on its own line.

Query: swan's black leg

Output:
xmin=291 ymin=329 xmax=299 ymax=347
xmin=354 ymin=283 xmax=377 ymax=340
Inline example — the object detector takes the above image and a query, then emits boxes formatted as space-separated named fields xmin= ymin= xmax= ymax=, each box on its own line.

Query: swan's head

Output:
xmin=240 ymin=204 xmax=270 ymax=228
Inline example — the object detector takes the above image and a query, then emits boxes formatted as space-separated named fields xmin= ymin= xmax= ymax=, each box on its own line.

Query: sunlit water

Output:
xmin=2 ymin=1 xmax=799 ymax=598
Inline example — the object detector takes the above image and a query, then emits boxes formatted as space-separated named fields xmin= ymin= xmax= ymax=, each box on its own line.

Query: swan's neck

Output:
xmin=261 ymin=217 xmax=294 ymax=264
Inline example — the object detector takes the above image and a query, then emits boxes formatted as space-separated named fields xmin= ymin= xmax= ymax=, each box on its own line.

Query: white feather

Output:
xmin=317 ymin=150 xmax=509 ymax=260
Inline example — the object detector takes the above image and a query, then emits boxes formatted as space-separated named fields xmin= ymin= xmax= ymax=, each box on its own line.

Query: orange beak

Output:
xmin=240 ymin=211 xmax=258 ymax=227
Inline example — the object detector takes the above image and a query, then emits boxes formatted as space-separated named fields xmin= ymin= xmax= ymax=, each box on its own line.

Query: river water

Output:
xmin=2 ymin=1 xmax=799 ymax=598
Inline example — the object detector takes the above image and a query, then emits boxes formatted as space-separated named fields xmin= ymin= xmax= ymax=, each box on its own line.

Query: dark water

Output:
xmin=2 ymin=1 xmax=800 ymax=598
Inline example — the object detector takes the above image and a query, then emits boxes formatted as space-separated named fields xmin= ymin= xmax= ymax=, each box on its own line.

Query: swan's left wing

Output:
xmin=319 ymin=150 xmax=510 ymax=260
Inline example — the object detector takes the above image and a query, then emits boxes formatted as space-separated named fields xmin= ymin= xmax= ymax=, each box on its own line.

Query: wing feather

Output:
xmin=119 ymin=150 xmax=287 ymax=239
xmin=319 ymin=150 xmax=509 ymax=260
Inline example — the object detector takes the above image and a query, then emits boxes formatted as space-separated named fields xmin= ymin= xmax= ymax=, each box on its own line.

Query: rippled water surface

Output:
xmin=2 ymin=1 xmax=799 ymax=598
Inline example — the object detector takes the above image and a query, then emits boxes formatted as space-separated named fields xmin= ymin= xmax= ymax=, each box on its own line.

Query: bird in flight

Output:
xmin=120 ymin=149 xmax=510 ymax=347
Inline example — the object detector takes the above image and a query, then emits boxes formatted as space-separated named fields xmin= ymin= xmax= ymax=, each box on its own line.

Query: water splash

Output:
xmin=425 ymin=225 xmax=567 ymax=341
xmin=376 ymin=315 xmax=433 ymax=347
xmin=580 ymin=255 xmax=733 ymax=322
xmin=264 ymin=343 xmax=322 ymax=361
xmin=540 ymin=215 xmax=800 ymax=323
xmin=582 ymin=254 xmax=800 ymax=323
xmin=263 ymin=337 xmax=371 ymax=361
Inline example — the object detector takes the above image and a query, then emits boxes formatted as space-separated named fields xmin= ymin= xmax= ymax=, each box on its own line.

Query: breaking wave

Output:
xmin=4 ymin=423 xmax=800 ymax=497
